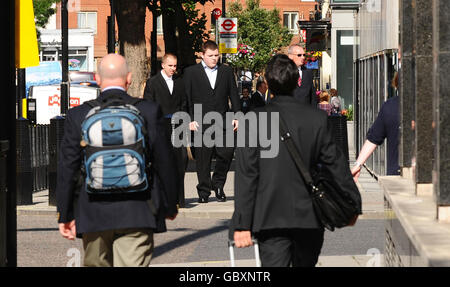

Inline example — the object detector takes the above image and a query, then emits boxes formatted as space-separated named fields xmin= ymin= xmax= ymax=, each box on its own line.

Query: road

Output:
xmin=17 ymin=214 xmax=384 ymax=267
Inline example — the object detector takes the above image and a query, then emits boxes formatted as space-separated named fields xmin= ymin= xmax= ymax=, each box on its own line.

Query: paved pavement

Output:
xmin=17 ymin=158 xmax=385 ymax=267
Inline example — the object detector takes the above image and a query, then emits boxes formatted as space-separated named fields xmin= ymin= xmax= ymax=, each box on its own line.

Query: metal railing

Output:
xmin=29 ymin=124 xmax=49 ymax=193
xmin=353 ymin=50 xmax=398 ymax=177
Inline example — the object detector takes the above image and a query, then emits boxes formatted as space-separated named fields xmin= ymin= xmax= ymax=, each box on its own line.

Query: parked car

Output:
xmin=69 ymin=71 xmax=95 ymax=82
xmin=70 ymin=80 xmax=100 ymax=88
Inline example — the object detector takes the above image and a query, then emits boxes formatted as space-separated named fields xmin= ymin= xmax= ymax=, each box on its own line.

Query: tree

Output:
xmin=33 ymin=0 xmax=60 ymax=28
xmin=146 ymin=0 xmax=160 ymax=77
xmin=228 ymin=0 xmax=292 ymax=73
xmin=33 ymin=0 xmax=60 ymax=44
xmin=159 ymin=0 xmax=211 ymax=71
xmin=114 ymin=0 xmax=148 ymax=98
xmin=113 ymin=0 xmax=213 ymax=97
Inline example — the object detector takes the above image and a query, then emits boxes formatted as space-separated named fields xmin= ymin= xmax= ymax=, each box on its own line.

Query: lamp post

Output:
xmin=221 ymin=0 xmax=226 ymax=64
xmin=108 ymin=0 xmax=116 ymax=54
xmin=60 ymin=0 xmax=69 ymax=116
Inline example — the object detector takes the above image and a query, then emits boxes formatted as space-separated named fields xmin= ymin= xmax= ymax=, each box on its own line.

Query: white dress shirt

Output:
xmin=102 ymin=86 xmax=126 ymax=92
xmin=298 ymin=68 xmax=303 ymax=80
xmin=201 ymin=61 xmax=218 ymax=89
xmin=161 ymin=70 xmax=174 ymax=94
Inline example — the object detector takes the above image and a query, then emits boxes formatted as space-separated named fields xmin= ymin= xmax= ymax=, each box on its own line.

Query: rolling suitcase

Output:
xmin=228 ymin=239 xmax=261 ymax=267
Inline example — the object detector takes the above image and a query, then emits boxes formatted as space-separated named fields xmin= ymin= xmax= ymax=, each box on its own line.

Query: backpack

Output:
xmin=80 ymin=96 xmax=149 ymax=195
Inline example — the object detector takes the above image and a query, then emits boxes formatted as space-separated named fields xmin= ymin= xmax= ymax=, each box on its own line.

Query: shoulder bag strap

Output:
xmin=264 ymin=104 xmax=316 ymax=193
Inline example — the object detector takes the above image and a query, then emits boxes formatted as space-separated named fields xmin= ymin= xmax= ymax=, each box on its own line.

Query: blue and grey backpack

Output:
xmin=80 ymin=96 xmax=149 ymax=194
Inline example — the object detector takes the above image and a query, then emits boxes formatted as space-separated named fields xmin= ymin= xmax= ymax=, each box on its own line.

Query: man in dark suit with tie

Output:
xmin=288 ymin=44 xmax=317 ymax=106
xmin=231 ymin=54 xmax=361 ymax=267
xmin=184 ymin=40 xmax=240 ymax=203
xmin=143 ymin=53 xmax=187 ymax=207
xmin=57 ymin=54 xmax=179 ymax=266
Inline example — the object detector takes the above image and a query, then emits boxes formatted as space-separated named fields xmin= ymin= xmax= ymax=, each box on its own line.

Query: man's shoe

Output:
xmin=214 ymin=188 xmax=227 ymax=202
xmin=198 ymin=197 xmax=209 ymax=204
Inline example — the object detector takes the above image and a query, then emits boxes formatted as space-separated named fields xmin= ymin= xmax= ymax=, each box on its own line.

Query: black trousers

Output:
xmin=195 ymin=145 xmax=234 ymax=198
xmin=194 ymin=127 xmax=235 ymax=198
xmin=256 ymin=228 xmax=324 ymax=267
xmin=165 ymin=119 xmax=188 ymax=207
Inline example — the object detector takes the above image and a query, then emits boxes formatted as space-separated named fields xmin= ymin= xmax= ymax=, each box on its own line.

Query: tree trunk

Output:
xmin=161 ymin=0 xmax=178 ymax=55
xmin=174 ymin=2 xmax=196 ymax=70
xmin=114 ymin=0 xmax=148 ymax=98
xmin=148 ymin=2 xmax=158 ymax=77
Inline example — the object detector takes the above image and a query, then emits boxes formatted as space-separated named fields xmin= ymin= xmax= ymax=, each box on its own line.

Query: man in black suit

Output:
xmin=250 ymin=78 xmax=267 ymax=109
xmin=288 ymin=44 xmax=317 ymax=106
xmin=57 ymin=54 xmax=178 ymax=266
xmin=184 ymin=40 xmax=240 ymax=203
xmin=143 ymin=53 xmax=187 ymax=208
xmin=231 ymin=54 xmax=361 ymax=267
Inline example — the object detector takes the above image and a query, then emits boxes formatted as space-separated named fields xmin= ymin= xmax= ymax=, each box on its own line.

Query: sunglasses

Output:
xmin=296 ymin=54 xmax=306 ymax=57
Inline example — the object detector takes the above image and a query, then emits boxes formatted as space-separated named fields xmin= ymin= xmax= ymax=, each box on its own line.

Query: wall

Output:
xmin=355 ymin=0 xmax=399 ymax=59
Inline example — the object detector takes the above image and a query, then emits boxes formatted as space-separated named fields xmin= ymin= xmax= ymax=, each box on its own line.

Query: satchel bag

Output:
xmin=265 ymin=105 xmax=359 ymax=231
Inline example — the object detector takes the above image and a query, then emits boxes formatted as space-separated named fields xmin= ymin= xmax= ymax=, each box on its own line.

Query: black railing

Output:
xmin=29 ymin=124 xmax=49 ymax=193
xmin=328 ymin=116 xmax=349 ymax=161
xmin=15 ymin=122 xmax=51 ymax=206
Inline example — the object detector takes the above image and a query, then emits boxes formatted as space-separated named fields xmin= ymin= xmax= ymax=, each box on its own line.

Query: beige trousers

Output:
xmin=82 ymin=228 xmax=154 ymax=267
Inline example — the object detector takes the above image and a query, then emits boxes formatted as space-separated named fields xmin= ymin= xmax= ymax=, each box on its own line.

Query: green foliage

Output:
xmin=33 ymin=0 xmax=60 ymax=47
xmin=183 ymin=0 xmax=210 ymax=54
xmin=33 ymin=0 xmax=60 ymax=28
xmin=345 ymin=105 xmax=354 ymax=121
xmin=228 ymin=0 xmax=292 ymax=73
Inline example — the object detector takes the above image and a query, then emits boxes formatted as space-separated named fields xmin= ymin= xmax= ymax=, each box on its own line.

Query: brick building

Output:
xmin=48 ymin=0 xmax=318 ymax=71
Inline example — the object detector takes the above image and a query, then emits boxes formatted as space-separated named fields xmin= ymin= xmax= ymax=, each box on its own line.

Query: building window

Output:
xmin=41 ymin=50 xmax=58 ymax=62
xmin=283 ymin=12 xmax=299 ymax=34
xmin=69 ymin=49 xmax=88 ymax=71
xmin=77 ymin=12 xmax=97 ymax=34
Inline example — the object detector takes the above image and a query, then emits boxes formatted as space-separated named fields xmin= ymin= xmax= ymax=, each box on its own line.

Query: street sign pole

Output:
xmin=222 ymin=0 xmax=226 ymax=63
xmin=60 ymin=0 xmax=69 ymax=116
xmin=222 ymin=0 xmax=226 ymax=17
xmin=108 ymin=0 xmax=116 ymax=54
xmin=212 ymin=8 xmax=222 ymax=45
xmin=4 ymin=0 xmax=16 ymax=268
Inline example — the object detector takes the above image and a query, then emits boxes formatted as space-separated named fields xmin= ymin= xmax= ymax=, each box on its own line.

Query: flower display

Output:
xmin=305 ymin=51 xmax=322 ymax=63
xmin=227 ymin=43 xmax=256 ymax=71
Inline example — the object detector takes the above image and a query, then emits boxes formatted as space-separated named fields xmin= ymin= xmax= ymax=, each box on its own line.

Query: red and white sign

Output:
xmin=212 ymin=8 xmax=222 ymax=20
xmin=300 ymin=29 xmax=307 ymax=43
xmin=220 ymin=19 xmax=236 ymax=31
xmin=48 ymin=94 xmax=60 ymax=106
xmin=48 ymin=95 xmax=81 ymax=107
xmin=218 ymin=17 xmax=238 ymax=54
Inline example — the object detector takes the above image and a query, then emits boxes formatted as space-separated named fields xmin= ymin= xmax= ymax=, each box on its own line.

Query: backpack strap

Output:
xmin=84 ymin=99 xmax=101 ymax=109
xmin=96 ymin=95 xmax=143 ymax=109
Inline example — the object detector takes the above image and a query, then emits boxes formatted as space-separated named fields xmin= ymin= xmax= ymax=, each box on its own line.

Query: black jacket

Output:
xmin=56 ymin=89 xmax=179 ymax=236
xmin=292 ymin=69 xmax=317 ymax=107
xmin=251 ymin=91 xmax=266 ymax=109
xmin=231 ymin=96 xmax=361 ymax=233
xmin=184 ymin=63 xmax=240 ymax=128
xmin=143 ymin=72 xmax=187 ymax=116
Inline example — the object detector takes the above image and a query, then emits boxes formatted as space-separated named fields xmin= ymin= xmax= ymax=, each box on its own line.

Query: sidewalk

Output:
xmin=17 ymin=160 xmax=385 ymax=267
xmin=17 ymin=167 xmax=384 ymax=220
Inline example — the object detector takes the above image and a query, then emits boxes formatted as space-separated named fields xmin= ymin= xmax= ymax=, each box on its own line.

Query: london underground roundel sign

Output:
xmin=218 ymin=18 xmax=238 ymax=54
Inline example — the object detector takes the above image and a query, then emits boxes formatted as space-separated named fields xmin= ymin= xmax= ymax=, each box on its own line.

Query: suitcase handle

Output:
xmin=228 ymin=239 xmax=261 ymax=267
